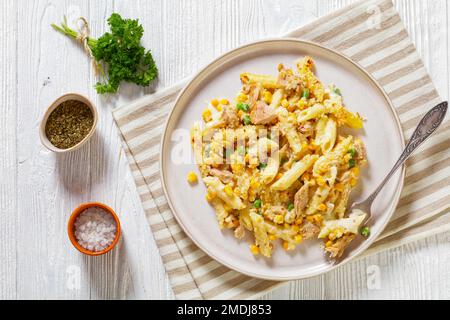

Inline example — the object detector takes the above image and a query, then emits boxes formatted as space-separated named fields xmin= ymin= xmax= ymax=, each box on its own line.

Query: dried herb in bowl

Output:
xmin=45 ymin=100 xmax=94 ymax=149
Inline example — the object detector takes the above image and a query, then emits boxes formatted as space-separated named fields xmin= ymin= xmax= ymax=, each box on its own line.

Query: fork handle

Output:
xmin=365 ymin=101 xmax=448 ymax=206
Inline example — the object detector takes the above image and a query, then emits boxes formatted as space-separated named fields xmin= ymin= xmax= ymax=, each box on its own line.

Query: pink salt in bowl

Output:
xmin=68 ymin=202 xmax=121 ymax=256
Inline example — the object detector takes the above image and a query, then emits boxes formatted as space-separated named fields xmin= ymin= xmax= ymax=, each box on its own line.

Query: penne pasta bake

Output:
xmin=188 ymin=56 xmax=367 ymax=259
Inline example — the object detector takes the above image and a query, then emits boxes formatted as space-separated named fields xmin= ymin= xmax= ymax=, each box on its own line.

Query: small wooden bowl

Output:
xmin=67 ymin=202 xmax=121 ymax=256
xmin=39 ymin=93 xmax=98 ymax=153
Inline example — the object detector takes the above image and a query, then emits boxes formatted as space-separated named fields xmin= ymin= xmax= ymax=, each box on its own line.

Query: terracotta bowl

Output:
xmin=67 ymin=202 xmax=121 ymax=256
xmin=39 ymin=93 xmax=98 ymax=153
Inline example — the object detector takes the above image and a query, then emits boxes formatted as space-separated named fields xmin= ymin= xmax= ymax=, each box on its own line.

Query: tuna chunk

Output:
xmin=325 ymin=234 xmax=355 ymax=258
xmin=210 ymin=168 xmax=234 ymax=184
xmin=294 ymin=183 xmax=309 ymax=216
xmin=300 ymin=221 xmax=320 ymax=240
xmin=220 ymin=105 xmax=240 ymax=128
xmin=250 ymin=101 xmax=277 ymax=125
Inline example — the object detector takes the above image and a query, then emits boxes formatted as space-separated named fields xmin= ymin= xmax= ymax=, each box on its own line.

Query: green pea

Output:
xmin=348 ymin=158 xmax=356 ymax=168
xmin=287 ymin=203 xmax=294 ymax=211
xmin=253 ymin=199 xmax=262 ymax=208
xmin=243 ymin=115 xmax=252 ymax=125
xmin=236 ymin=102 xmax=250 ymax=112
xmin=302 ymin=88 xmax=310 ymax=99
xmin=360 ymin=226 xmax=370 ymax=237
xmin=348 ymin=147 xmax=356 ymax=158
xmin=258 ymin=162 xmax=268 ymax=170
xmin=333 ymin=87 xmax=342 ymax=96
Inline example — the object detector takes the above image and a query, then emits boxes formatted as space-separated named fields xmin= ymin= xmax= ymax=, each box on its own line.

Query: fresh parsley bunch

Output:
xmin=52 ymin=13 xmax=158 ymax=94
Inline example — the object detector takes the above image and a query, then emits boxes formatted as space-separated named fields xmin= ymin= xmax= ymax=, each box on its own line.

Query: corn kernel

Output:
xmin=250 ymin=177 xmax=260 ymax=189
xmin=216 ymin=104 xmax=223 ymax=111
xmin=263 ymin=91 xmax=272 ymax=104
xmin=325 ymin=240 xmax=333 ymax=247
xmin=211 ymin=98 xmax=219 ymax=107
xmin=294 ymin=235 xmax=303 ymax=243
xmin=316 ymin=176 xmax=326 ymax=186
xmin=287 ymin=103 xmax=296 ymax=112
xmin=309 ymin=178 xmax=316 ymax=186
xmin=224 ymin=185 xmax=233 ymax=196
xmin=202 ymin=108 xmax=212 ymax=122
xmin=237 ymin=93 xmax=248 ymax=103
xmin=244 ymin=154 xmax=250 ymax=162
xmin=274 ymin=215 xmax=284 ymax=224
xmin=295 ymin=218 xmax=303 ymax=225
xmin=276 ymin=172 xmax=283 ymax=180
xmin=284 ymin=223 xmax=290 ymax=229
xmin=187 ymin=171 xmax=198 ymax=184
xmin=268 ymin=234 xmax=277 ymax=241
xmin=335 ymin=183 xmax=344 ymax=192
xmin=220 ymin=98 xmax=229 ymax=105
xmin=335 ymin=228 xmax=344 ymax=239
xmin=292 ymin=225 xmax=300 ymax=233
xmin=281 ymin=99 xmax=289 ymax=108
xmin=351 ymin=167 xmax=360 ymax=177
xmin=250 ymin=245 xmax=260 ymax=255
xmin=350 ymin=178 xmax=357 ymax=187
xmin=282 ymin=241 xmax=290 ymax=250
xmin=317 ymin=203 xmax=327 ymax=211
xmin=205 ymin=192 xmax=216 ymax=202
xmin=328 ymin=232 xmax=336 ymax=241
xmin=298 ymin=98 xmax=308 ymax=109
xmin=313 ymin=214 xmax=323 ymax=224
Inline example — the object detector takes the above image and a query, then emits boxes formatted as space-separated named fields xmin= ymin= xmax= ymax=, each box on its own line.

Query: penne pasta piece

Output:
xmin=313 ymin=136 xmax=353 ymax=176
xmin=264 ymin=221 xmax=297 ymax=250
xmin=318 ymin=210 xmax=367 ymax=238
xmin=334 ymin=182 xmax=352 ymax=219
xmin=203 ymin=176 xmax=246 ymax=210
xmin=240 ymin=72 xmax=281 ymax=89
xmin=239 ymin=207 xmax=253 ymax=231
xmin=270 ymin=89 xmax=284 ymax=108
xmin=190 ymin=121 xmax=204 ymax=165
xmin=315 ymin=116 xmax=337 ymax=153
xmin=278 ymin=108 xmax=304 ymax=156
xmin=297 ymin=103 xmax=327 ymax=123
xmin=305 ymin=166 xmax=337 ymax=215
xmin=260 ymin=150 xmax=280 ymax=184
xmin=271 ymin=154 xmax=319 ymax=191
xmin=250 ymin=211 xmax=272 ymax=257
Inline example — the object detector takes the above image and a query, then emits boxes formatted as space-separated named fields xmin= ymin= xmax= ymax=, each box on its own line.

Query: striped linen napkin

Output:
xmin=113 ymin=0 xmax=450 ymax=299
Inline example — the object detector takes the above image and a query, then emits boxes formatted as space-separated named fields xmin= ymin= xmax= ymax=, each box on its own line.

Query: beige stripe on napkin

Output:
xmin=113 ymin=0 xmax=448 ymax=300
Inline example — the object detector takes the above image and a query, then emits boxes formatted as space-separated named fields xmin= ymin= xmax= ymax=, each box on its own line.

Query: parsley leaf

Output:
xmin=52 ymin=13 xmax=158 ymax=94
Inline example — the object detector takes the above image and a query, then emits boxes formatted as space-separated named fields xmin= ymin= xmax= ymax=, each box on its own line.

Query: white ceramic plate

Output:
xmin=160 ymin=39 xmax=405 ymax=280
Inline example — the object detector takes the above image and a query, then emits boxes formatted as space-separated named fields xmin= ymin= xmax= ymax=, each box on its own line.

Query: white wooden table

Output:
xmin=1 ymin=0 xmax=449 ymax=300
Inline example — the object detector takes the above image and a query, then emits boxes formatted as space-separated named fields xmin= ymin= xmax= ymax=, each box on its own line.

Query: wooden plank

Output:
xmin=0 ymin=0 xmax=17 ymax=300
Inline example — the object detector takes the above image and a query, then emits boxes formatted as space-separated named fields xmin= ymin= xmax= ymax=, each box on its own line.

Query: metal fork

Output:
xmin=329 ymin=101 xmax=447 ymax=266
xmin=352 ymin=101 xmax=448 ymax=229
